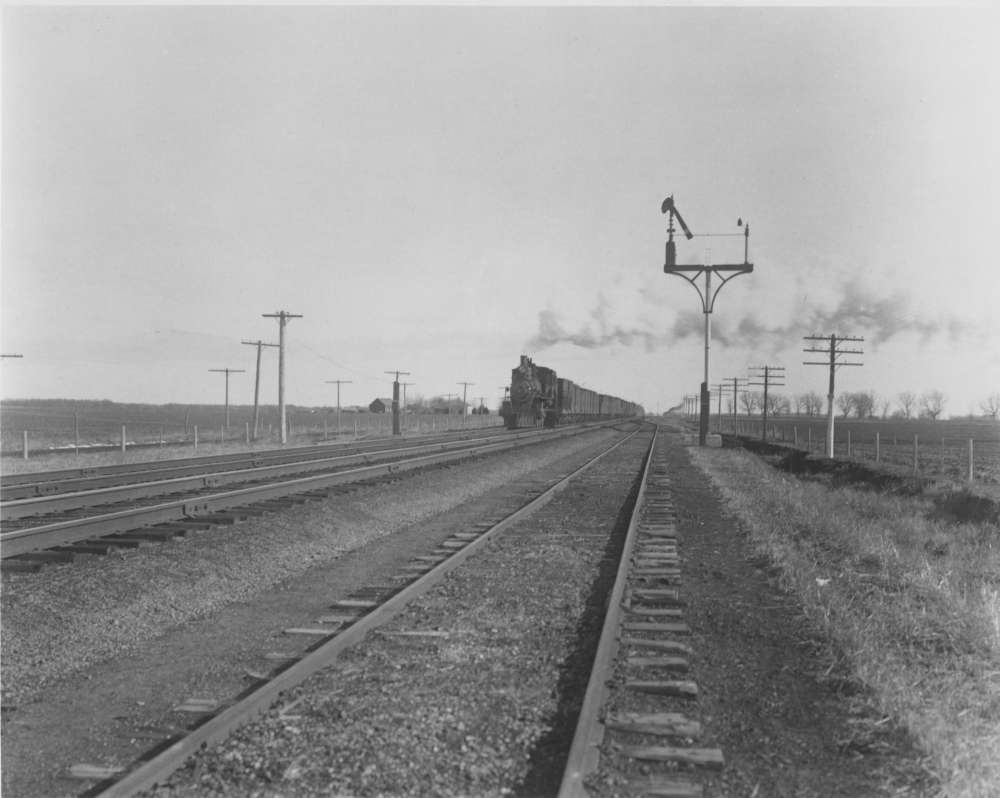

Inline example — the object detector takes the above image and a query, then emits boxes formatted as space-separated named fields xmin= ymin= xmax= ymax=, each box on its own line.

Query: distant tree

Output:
xmin=764 ymin=392 xmax=789 ymax=417
xmin=835 ymin=392 xmax=854 ymax=419
xmin=919 ymin=390 xmax=946 ymax=420
xmin=879 ymin=397 xmax=892 ymax=419
xmin=797 ymin=391 xmax=824 ymax=416
xmin=981 ymin=393 xmax=1000 ymax=420
xmin=897 ymin=391 xmax=917 ymax=419
xmin=852 ymin=390 xmax=876 ymax=419
xmin=740 ymin=391 xmax=760 ymax=415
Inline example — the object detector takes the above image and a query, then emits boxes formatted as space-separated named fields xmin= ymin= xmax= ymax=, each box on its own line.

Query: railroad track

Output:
xmin=0 ymin=428 xmax=533 ymax=501
xmin=0 ymin=424 xmax=604 ymax=564
xmin=71 ymin=423 xmax=648 ymax=797
xmin=558 ymin=425 xmax=723 ymax=797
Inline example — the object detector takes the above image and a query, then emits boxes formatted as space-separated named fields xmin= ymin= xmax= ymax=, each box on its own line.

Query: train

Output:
xmin=500 ymin=355 xmax=644 ymax=429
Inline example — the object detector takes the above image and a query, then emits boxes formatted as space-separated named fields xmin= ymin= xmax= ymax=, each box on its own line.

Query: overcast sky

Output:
xmin=2 ymin=5 xmax=998 ymax=417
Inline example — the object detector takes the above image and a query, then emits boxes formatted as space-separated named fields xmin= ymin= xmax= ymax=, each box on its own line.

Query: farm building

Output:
xmin=368 ymin=398 xmax=394 ymax=413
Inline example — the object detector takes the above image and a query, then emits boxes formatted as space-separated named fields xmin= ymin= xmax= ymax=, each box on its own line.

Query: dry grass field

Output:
xmin=690 ymin=435 xmax=1000 ymax=797
xmin=718 ymin=416 xmax=1000 ymax=486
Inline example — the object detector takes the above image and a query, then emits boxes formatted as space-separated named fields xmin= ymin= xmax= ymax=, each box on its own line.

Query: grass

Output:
xmin=688 ymin=443 xmax=1000 ymax=798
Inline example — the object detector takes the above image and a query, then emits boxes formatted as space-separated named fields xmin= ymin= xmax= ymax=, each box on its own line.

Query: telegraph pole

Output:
xmin=457 ymin=381 xmax=474 ymax=424
xmin=242 ymin=339 xmax=278 ymax=440
xmin=804 ymin=334 xmax=864 ymax=458
xmin=400 ymin=382 xmax=415 ymax=430
xmin=661 ymin=196 xmax=753 ymax=445
xmin=262 ymin=310 xmax=303 ymax=444
xmin=748 ymin=365 xmax=786 ymax=440
xmin=723 ymin=376 xmax=748 ymax=433
xmin=325 ymin=379 xmax=353 ymax=437
xmin=384 ymin=369 xmax=411 ymax=435
xmin=208 ymin=368 xmax=246 ymax=427
xmin=710 ymin=383 xmax=725 ymax=432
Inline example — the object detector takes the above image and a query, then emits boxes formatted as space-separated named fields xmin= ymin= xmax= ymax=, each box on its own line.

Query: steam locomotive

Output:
xmin=500 ymin=355 xmax=644 ymax=429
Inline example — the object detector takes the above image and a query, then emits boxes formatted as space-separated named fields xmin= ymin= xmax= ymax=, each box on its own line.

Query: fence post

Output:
xmin=220 ymin=425 xmax=225 ymax=445
xmin=324 ymin=418 xmax=328 ymax=441
xmin=160 ymin=425 xmax=165 ymax=447
xmin=913 ymin=434 xmax=919 ymax=474
xmin=793 ymin=426 xmax=798 ymax=448
xmin=22 ymin=430 xmax=28 ymax=460
xmin=121 ymin=424 xmax=127 ymax=455
xmin=875 ymin=431 xmax=880 ymax=463
xmin=245 ymin=422 xmax=251 ymax=445
xmin=75 ymin=412 xmax=80 ymax=456
xmin=807 ymin=427 xmax=812 ymax=451
xmin=968 ymin=439 xmax=974 ymax=483
xmin=847 ymin=430 xmax=852 ymax=458
xmin=194 ymin=425 xmax=199 ymax=450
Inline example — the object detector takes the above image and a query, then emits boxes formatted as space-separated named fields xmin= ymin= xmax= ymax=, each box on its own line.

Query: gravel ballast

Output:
xmin=1 ymin=426 xmax=636 ymax=798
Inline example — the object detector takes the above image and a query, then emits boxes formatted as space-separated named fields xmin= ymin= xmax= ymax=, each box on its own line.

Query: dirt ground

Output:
xmin=657 ymin=427 xmax=935 ymax=796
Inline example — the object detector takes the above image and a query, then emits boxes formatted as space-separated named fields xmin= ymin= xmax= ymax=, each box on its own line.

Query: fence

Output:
xmin=716 ymin=415 xmax=1000 ymax=485
xmin=0 ymin=407 xmax=505 ymax=460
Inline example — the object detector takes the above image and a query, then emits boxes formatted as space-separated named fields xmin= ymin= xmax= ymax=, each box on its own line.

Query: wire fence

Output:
xmin=0 ymin=406 xmax=504 ymax=460
xmin=714 ymin=414 xmax=1000 ymax=485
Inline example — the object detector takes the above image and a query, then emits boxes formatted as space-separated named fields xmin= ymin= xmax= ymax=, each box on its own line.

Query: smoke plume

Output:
xmin=527 ymin=282 xmax=967 ymax=355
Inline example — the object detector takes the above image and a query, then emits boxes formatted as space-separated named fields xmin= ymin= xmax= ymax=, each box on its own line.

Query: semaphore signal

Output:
xmin=661 ymin=194 xmax=753 ymax=446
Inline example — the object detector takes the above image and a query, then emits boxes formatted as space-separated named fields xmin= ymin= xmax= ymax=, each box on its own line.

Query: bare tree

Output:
xmin=798 ymin=391 xmax=823 ymax=416
xmin=835 ymin=392 xmax=854 ymax=419
xmin=981 ymin=393 xmax=1000 ymax=420
xmin=765 ymin=392 xmax=789 ymax=417
xmin=740 ymin=391 xmax=761 ymax=415
xmin=897 ymin=391 xmax=916 ymax=419
xmin=919 ymin=390 xmax=946 ymax=420
xmin=879 ymin=397 xmax=892 ymax=419
xmin=852 ymin=390 xmax=876 ymax=419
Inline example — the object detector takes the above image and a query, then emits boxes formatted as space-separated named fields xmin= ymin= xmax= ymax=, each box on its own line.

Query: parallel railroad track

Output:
xmin=74 ymin=423 xmax=647 ymax=797
xmin=0 ymin=424 xmax=604 ymax=564
xmin=0 ymin=428 xmax=539 ymax=501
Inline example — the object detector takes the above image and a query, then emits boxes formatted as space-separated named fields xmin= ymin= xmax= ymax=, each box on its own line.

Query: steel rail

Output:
xmin=87 ymin=425 xmax=647 ymax=797
xmin=0 ymin=428 xmax=554 ymax=521
xmin=0 ymin=424 xmax=606 ymax=559
xmin=557 ymin=424 xmax=658 ymax=797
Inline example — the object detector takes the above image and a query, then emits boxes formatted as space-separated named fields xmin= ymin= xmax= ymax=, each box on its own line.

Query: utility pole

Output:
xmin=661 ymin=195 xmax=753 ymax=445
xmin=242 ymin=339 xmax=279 ymax=440
xmin=710 ymin=383 xmax=725 ymax=432
xmin=803 ymin=334 xmax=864 ymax=458
xmin=325 ymin=379 xmax=353 ymax=438
xmin=748 ymin=365 xmax=786 ymax=440
xmin=262 ymin=310 xmax=303 ymax=444
xmin=723 ymin=376 xmax=748 ymax=433
xmin=208 ymin=368 xmax=246 ymax=427
xmin=401 ymin=382 xmax=415 ymax=430
xmin=457 ymin=381 xmax=474 ymax=424
xmin=384 ymin=369 xmax=411 ymax=435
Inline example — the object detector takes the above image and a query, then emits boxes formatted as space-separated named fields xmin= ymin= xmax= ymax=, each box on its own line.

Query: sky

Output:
xmin=2 ymin=4 xmax=998 ymax=418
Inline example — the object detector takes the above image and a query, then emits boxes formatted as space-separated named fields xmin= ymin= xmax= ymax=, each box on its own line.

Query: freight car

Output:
xmin=500 ymin=355 xmax=644 ymax=429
